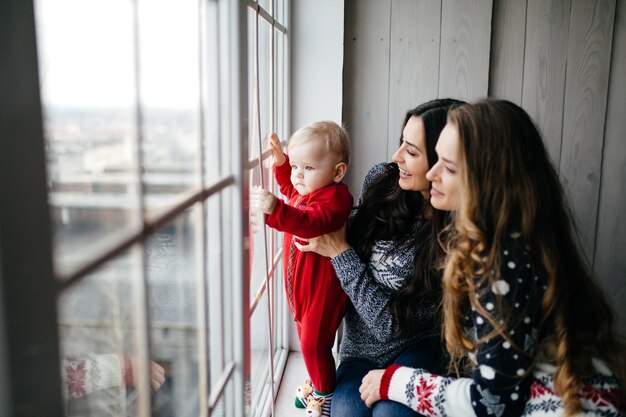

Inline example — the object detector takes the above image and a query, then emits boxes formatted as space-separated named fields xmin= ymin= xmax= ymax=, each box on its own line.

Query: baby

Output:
xmin=252 ymin=121 xmax=353 ymax=417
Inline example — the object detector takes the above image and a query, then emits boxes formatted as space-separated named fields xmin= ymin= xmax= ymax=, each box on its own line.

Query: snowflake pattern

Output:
xmin=477 ymin=385 xmax=506 ymax=417
xmin=524 ymin=328 xmax=538 ymax=352
xmin=65 ymin=359 xmax=87 ymax=397
xmin=406 ymin=371 xmax=417 ymax=404
xmin=402 ymin=369 xmax=449 ymax=417
xmin=433 ymin=378 xmax=451 ymax=417
xmin=369 ymin=240 xmax=412 ymax=290
xmin=414 ymin=375 xmax=437 ymax=415
xmin=522 ymin=374 xmax=626 ymax=416
xmin=62 ymin=355 xmax=113 ymax=399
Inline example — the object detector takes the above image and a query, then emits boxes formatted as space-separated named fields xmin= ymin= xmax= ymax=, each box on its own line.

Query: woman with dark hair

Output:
xmin=296 ymin=98 xmax=465 ymax=417
xmin=359 ymin=99 xmax=626 ymax=416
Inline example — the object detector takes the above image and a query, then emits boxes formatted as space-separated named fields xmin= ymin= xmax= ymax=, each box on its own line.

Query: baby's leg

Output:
xmin=298 ymin=305 xmax=342 ymax=393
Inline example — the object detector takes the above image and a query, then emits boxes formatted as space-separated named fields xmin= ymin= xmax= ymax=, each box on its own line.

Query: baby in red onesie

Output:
xmin=251 ymin=121 xmax=353 ymax=416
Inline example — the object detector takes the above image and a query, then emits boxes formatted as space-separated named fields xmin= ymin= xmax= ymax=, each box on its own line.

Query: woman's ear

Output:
xmin=333 ymin=162 xmax=347 ymax=182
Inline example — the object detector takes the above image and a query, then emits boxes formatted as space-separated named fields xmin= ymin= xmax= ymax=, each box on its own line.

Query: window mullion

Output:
xmin=130 ymin=0 xmax=152 ymax=414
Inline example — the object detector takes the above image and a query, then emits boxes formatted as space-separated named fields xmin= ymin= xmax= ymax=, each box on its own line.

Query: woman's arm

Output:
xmin=62 ymin=354 xmax=165 ymax=398
xmin=360 ymin=366 xmax=474 ymax=417
xmin=295 ymin=229 xmax=412 ymax=343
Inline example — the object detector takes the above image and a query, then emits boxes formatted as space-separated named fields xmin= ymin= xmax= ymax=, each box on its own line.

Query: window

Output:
xmin=32 ymin=0 xmax=289 ymax=415
xmin=246 ymin=1 xmax=289 ymax=416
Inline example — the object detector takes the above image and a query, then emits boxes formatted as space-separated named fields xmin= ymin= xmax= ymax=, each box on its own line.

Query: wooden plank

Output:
xmin=593 ymin=0 xmax=626 ymax=336
xmin=488 ymin=0 xmax=527 ymax=103
xmin=560 ymin=0 xmax=616 ymax=261
xmin=386 ymin=0 xmax=441 ymax=159
xmin=522 ymin=0 xmax=571 ymax=165
xmin=439 ymin=0 xmax=493 ymax=101
xmin=343 ymin=0 xmax=392 ymax=196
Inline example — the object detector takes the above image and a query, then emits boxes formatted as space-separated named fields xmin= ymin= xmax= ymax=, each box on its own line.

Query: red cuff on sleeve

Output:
xmin=380 ymin=364 xmax=401 ymax=400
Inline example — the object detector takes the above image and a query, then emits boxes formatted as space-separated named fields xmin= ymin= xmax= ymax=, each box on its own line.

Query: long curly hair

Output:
xmin=347 ymin=98 xmax=464 ymax=332
xmin=442 ymin=99 xmax=626 ymax=415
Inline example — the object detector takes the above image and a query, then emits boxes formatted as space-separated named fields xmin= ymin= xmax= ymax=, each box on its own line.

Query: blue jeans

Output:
xmin=331 ymin=336 xmax=445 ymax=417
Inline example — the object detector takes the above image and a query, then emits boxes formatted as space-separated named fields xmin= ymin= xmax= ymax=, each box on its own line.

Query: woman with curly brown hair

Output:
xmin=359 ymin=99 xmax=626 ymax=416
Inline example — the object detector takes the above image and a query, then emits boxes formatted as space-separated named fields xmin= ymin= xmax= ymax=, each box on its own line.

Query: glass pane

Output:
xmin=258 ymin=20 xmax=271 ymax=142
xmin=146 ymin=207 xmax=202 ymax=417
xmin=202 ymin=0 xmax=223 ymax=183
xmin=248 ymin=163 xmax=276 ymax=417
xmin=137 ymin=0 xmax=202 ymax=219
xmin=35 ymin=0 xmax=141 ymax=277
xmin=275 ymin=32 xmax=287 ymax=142
xmin=272 ymin=234 xmax=285 ymax=352
xmin=250 ymin=295 xmax=271 ymax=416
xmin=271 ymin=31 xmax=287 ymax=358
xmin=249 ymin=158 xmax=273 ymax=304
xmin=57 ymin=248 xmax=153 ymax=416
xmin=208 ymin=188 xmax=238 ymax=399
xmin=247 ymin=9 xmax=259 ymax=161
xmin=248 ymin=11 xmax=271 ymax=162
xmin=258 ymin=0 xmax=270 ymax=14
xmin=275 ymin=0 xmax=285 ymax=26
xmin=207 ymin=192 xmax=224 ymax=389
xmin=209 ymin=375 xmax=237 ymax=417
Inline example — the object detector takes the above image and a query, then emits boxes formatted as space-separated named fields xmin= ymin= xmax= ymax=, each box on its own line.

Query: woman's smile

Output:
xmin=430 ymin=186 xmax=443 ymax=197
xmin=398 ymin=168 xmax=412 ymax=178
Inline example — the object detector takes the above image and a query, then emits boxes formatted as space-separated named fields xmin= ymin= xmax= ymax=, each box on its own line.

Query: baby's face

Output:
xmin=287 ymin=141 xmax=341 ymax=196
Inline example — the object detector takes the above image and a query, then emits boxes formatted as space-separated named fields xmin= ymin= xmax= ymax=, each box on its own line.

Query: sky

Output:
xmin=35 ymin=0 xmax=201 ymax=109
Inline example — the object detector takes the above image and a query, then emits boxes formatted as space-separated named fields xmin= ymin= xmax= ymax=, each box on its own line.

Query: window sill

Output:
xmin=274 ymin=351 xmax=308 ymax=416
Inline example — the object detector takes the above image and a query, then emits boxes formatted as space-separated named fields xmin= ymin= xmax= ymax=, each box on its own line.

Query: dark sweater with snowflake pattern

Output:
xmin=330 ymin=163 xmax=439 ymax=367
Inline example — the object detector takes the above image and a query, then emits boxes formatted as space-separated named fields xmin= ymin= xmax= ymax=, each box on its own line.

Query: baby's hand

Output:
xmin=250 ymin=186 xmax=278 ymax=215
xmin=267 ymin=133 xmax=286 ymax=166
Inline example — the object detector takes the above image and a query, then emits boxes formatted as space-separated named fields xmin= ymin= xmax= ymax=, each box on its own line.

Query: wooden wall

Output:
xmin=342 ymin=0 xmax=626 ymax=334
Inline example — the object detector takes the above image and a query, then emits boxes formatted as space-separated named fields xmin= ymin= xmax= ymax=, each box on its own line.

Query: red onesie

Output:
xmin=266 ymin=156 xmax=353 ymax=393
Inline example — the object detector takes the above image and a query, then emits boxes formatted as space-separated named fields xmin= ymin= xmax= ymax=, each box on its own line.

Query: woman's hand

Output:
xmin=120 ymin=353 xmax=166 ymax=392
xmin=359 ymin=369 xmax=385 ymax=408
xmin=293 ymin=224 xmax=350 ymax=258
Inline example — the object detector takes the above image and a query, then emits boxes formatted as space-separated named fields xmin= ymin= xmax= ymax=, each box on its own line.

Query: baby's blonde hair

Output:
xmin=288 ymin=121 xmax=350 ymax=165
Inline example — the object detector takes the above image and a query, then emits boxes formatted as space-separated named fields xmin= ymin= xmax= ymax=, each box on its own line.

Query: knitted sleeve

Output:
xmin=331 ymin=248 xmax=406 ymax=343
xmin=379 ymin=235 xmax=546 ymax=417
xmin=62 ymin=354 xmax=123 ymax=398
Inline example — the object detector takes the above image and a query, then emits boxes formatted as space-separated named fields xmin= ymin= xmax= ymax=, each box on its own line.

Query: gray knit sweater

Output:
xmin=330 ymin=163 xmax=438 ymax=367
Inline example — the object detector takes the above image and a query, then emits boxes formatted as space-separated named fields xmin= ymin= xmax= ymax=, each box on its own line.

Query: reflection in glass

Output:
xmin=35 ymin=0 xmax=141 ymax=277
xmin=57 ymin=249 xmax=149 ymax=416
xmin=58 ymin=206 xmax=206 ymax=417
xmin=146 ymin=207 xmax=201 ymax=416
